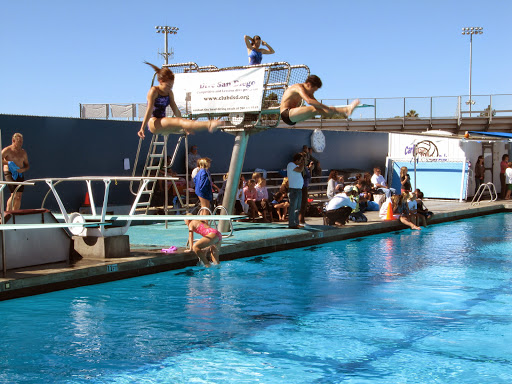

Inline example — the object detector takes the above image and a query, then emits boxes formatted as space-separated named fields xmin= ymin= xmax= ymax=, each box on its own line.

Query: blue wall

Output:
xmin=390 ymin=160 xmax=469 ymax=199
xmin=0 ymin=114 xmax=388 ymax=210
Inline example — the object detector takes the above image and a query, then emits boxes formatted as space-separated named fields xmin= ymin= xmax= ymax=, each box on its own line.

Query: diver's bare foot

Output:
xmin=346 ymin=99 xmax=360 ymax=116
xmin=412 ymin=225 xmax=421 ymax=230
xmin=209 ymin=118 xmax=223 ymax=133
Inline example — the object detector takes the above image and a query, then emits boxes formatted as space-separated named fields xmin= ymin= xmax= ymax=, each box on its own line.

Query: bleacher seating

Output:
xmin=151 ymin=168 xmax=367 ymax=216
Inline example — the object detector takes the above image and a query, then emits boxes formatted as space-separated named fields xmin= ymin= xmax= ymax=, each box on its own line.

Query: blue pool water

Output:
xmin=1 ymin=214 xmax=512 ymax=383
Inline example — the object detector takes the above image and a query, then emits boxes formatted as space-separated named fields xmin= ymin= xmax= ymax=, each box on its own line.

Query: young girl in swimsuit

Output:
xmin=137 ymin=62 xmax=223 ymax=139
xmin=244 ymin=35 xmax=275 ymax=65
xmin=185 ymin=219 xmax=222 ymax=267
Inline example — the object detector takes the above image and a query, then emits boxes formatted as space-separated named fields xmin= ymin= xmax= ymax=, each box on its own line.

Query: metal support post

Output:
xmin=219 ymin=131 xmax=250 ymax=232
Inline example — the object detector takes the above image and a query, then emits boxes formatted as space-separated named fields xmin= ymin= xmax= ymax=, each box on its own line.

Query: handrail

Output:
xmin=212 ymin=205 xmax=234 ymax=238
xmin=80 ymin=93 xmax=512 ymax=122
xmin=471 ymin=182 xmax=498 ymax=206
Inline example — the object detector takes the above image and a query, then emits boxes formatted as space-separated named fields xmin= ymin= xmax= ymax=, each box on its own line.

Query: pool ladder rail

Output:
xmin=471 ymin=182 xmax=498 ymax=206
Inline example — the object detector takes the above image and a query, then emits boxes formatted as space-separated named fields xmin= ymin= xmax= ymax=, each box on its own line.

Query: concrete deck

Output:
xmin=1 ymin=200 xmax=510 ymax=301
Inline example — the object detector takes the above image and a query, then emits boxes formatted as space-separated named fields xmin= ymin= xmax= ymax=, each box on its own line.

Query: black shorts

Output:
xmin=325 ymin=206 xmax=352 ymax=226
xmin=281 ymin=109 xmax=296 ymax=126
xmin=4 ymin=171 xmax=25 ymax=193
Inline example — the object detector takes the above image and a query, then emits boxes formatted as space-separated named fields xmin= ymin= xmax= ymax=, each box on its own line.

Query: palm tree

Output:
xmin=479 ymin=105 xmax=496 ymax=118
xmin=406 ymin=109 xmax=419 ymax=118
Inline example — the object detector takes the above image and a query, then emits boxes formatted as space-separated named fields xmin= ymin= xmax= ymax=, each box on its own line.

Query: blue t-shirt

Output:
xmin=194 ymin=168 xmax=213 ymax=201
xmin=249 ymin=49 xmax=263 ymax=65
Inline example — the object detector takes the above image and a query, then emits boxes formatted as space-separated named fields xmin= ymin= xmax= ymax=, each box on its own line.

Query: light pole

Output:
xmin=461 ymin=26 xmax=483 ymax=117
xmin=155 ymin=26 xmax=179 ymax=65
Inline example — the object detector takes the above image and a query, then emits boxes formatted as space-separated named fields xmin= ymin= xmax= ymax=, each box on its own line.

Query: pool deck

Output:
xmin=1 ymin=199 xmax=510 ymax=300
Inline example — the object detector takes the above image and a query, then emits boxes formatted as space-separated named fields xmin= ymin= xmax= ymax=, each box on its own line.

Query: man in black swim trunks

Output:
xmin=280 ymin=75 xmax=360 ymax=126
xmin=2 ymin=133 xmax=30 ymax=210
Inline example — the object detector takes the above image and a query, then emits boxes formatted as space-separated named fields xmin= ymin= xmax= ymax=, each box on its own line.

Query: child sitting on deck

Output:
xmin=272 ymin=192 xmax=289 ymax=221
xmin=415 ymin=189 xmax=433 ymax=227
xmin=185 ymin=219 xmax=222 ymax=268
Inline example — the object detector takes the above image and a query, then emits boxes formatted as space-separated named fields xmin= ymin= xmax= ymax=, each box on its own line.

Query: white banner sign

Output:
xmin=173 ymin=68 xmax=265 ymax=114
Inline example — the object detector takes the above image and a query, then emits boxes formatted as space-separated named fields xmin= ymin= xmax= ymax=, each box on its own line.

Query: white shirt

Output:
xmin=255 ymin=185 xmax=269 ymax=200
xmin=371 ymin=173 xmax=387 ymax=188
xmin=326 ymin=193 xmax=356 ymax=211
xmin=191 ymin=167 xmax=200 ymax=179
xmin=287 ymin=161 xmax=304 ymax=189
xmin=506 ymin=167 xmax=512 ymax=184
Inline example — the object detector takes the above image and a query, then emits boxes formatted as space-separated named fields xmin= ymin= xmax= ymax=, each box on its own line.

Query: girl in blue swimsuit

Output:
xmin=137 ymin=62 xmax=223 ymax=139
xmin=244 ymin=35 xmax=275 ymax=65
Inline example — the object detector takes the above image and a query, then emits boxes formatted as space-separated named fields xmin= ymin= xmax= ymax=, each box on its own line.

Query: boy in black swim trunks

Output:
xmin=2 ymin=133 xmax=30 ymax=210
xmin=280 ymin=75 xmax=360 ymax=125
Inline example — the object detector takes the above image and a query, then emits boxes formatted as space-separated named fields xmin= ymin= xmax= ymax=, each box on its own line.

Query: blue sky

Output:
xmin=1 ymin=0 xmax=511 ymax=118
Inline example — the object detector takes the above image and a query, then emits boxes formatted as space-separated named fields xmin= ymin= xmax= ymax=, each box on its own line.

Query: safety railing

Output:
xmin=80 ymin=93 xmax=512 ymax=122
xmin=471 ymin=182 xmax=498 ymax=206
xmin=320 ymin=94 xmax=512 ymax=124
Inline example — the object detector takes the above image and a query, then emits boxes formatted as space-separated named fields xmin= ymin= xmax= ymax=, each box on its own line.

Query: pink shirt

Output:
xmin=243 ymin=186 xmax=257 ymax=202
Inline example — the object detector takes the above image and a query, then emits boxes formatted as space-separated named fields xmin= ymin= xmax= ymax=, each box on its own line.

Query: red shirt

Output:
xmin=501 ymin=160 xmax=508 ymax=174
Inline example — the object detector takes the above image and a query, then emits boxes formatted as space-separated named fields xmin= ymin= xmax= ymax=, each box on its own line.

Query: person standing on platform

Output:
xmin=244 ymin=35 xmax=275 ymax=65
xmin=2 ymin=133 xmax=29 ymax=211
xmin=194 ymin=158 xmax=217 ymax=214
xmin=287 ymin=153 xmax=305 ymax=229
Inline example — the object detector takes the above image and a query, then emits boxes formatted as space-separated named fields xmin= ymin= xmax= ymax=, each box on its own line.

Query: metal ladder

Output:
xmin=471 ymin=182 xmax=498 ymax=206
xmin=130 ymin=134 xmax=186 ymax=214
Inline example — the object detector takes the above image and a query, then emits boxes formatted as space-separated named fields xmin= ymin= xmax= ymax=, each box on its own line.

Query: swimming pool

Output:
xmin=1 ymin=213 xmax=512 ymax=383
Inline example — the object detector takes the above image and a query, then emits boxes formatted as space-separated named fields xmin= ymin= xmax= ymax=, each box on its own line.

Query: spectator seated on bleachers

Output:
xmin=235 ymin=178 xmax=248 ymax=215
xmin=244 ymin=179 xmax=259 ymax=221
xmin=327 ymin=170 xmax=344 ymax=200
xmin=354 ymin=177 xmax=379 ymax=212
xmin=255 ymin=178 xmax=273 ymax=222
xmin=271 ymin=191 xmax=289 ymax=221
xmin=371 ymin=167 xmax=396 ymax=199
xmin=279 ymin=177 xmax=289 ymax=202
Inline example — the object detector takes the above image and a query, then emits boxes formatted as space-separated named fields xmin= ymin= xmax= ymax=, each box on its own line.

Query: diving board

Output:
xmin=53 ymin=214 xmax=246 ymax=222
xmin=0 ymin=222 xmax=111 ymax=231
xmin=20 ymin=176 xmax=247 ymax=238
